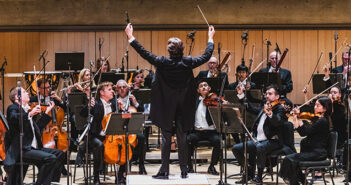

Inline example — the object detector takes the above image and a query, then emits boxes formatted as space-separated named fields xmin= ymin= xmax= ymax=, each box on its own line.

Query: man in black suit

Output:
xmin=78 ymin=81 xmax=116 ymax=185
xmin=30 ymin=78 xmax=65 ymax=108
xmin=187 ymin=81 xmax=221 ymax=175
xmin=196 ymin=56 xmax=229 ymax=89
xmin=228 ymin=64 xmax=255 ymax=90
xmin=259 ymin=51 xmax=293 ymax=105
xmin=332 ymin=51 xmax=351 ymax=73
xmin=125 ymin=23 xmax=215 ymax=179
xmin=113 ymin=79 xmax=146 ymax=184
xmin=232 ymin=85 xmax=286 ymax=184
xmin=4 ymin=87 xmax=64 ymax=185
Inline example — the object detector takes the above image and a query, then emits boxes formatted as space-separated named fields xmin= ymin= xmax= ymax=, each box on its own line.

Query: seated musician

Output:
xmin=332 ymin=51 xmax=351 ymax=73
xmin=259 ymin=51 xmax=293 ymax=106
xmin=228 ymin=63 xmax=255 ymax=90
xmin=97 ymin=57 xmax=111 ymax=73
xmin=113 ymin=79 xmax=146 ymax=183
xmin=279 ymin=97 xmax=331 ymax=185
xmin=196 ymin=56 xmax=229 ymax=88
xmin=186 ymin=81 xmax=221 ymax=175
xmin=232 ymin=84 xmax=286 ymax=184
xmin=132 ymin=69 xmax=145 ymax=90
xmin=30 ymin=78 xmax=65 ymax=108
xmin=4 ymin=87 xmax=64 ymax=185
xmin=77 ymin=81 xmax=115 ymax=185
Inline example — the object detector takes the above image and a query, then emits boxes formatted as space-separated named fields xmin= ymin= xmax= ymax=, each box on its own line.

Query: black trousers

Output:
xmin=23 ymin=147 xmax=64 ymax=184
xmin=279 ymin=151 xmax=327 ymax=185
xmin=159 ymin=120 xmax=188 ymax=173
xmin=232 ymin=139 xmax=281 ymax=176
xmin=78 ymin=136 xmax=104 ymax=176
xmin=187 ymin=130 xmax=220 ymax=166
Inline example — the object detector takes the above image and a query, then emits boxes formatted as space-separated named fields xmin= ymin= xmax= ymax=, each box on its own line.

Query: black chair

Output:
xmin=191 ymin=140 xmax=211 ymax=172
xmin=299 ymin=131 xmax=338 ymax=185
xmin=266 ymin=121 xmax=296 ymax=184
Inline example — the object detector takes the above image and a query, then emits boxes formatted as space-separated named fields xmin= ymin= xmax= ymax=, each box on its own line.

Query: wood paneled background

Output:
xmin=0 ymin=30 xmax=350 ymax=112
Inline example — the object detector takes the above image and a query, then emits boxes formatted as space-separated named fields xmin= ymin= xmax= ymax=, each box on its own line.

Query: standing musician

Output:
xmin=186 ymin=81 xmax=221 ymax=175
xmin=279 ymin=96 xmax=331 ymax=185
xmin=4 ymin=87 xmax=64 ymax=185
xmin=196 ymin=56 xmax=229 ymax=89
xmin=78 ymin=82 xmax=115 ymax=185
xmin=259 ymin=51 xmax=293 ymax=105
xmin=125 ymin=23 xmax=215 ymax=179
xmin=113 ymin=79 xmax=146 ymax=183
xmin=332 ymin=51 xmax=351 ymax=73
xmin=232 ymin=84 xmax=286 ymax=184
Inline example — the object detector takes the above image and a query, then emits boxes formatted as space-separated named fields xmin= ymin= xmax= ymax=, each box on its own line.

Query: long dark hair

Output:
xmin=316 ymin=96 xmax=332 ymax=117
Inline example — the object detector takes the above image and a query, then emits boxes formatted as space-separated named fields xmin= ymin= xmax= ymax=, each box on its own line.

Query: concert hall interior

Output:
xmin=0 ymin=0 xmax=351 ymax=184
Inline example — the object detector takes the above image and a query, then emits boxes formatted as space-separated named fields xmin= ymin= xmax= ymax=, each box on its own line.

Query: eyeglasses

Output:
xmin=117 ymin=86 xmax=128 ymax=89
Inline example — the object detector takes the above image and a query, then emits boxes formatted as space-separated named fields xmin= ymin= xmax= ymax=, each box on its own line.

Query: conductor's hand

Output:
xmin=45 ymin=101 xmax=55 ymax=115
xmin=125 ymin=23 xmax=134 ymax=40
xmin=208 ymin=25 xmax=215 ymax=40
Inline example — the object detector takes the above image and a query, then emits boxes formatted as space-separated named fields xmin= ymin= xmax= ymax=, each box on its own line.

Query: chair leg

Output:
xmin=303 ymin=170 xmax=309 ymax=185
xmin=73 ymin=163 xmax=77 ymax=183
xmin=322 ymin=172 xmax=326 ymax=185
xmin=194 ymin=148 xmax=197 ymax=173
xmin=33 ymin=165 xmax=35 ymax=183
xmin=328 ymin=169 xmax=335 ymax=185
xmin=276 ymin=157 xmax=279 ymax=185
xmin=114 ymin=164 xmax=118 ymax=184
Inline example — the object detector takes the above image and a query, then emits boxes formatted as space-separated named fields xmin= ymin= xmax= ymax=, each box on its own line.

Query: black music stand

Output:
xmin=68 ymin=92 xmax=87 ymax=131
xmin=133 ymin=89 xmax=152 ymax=104
xmin=55 ymin=52 xmax=84 ymax=71
xmin=312 ymin=73 xmax=344 ymax=94
xmin=105 ymin=112 xmax=144 ymax=178
xmin=197 ymin=77 xmax=224 ymax=94
xmin=224 ymin=89 xmax=262 ymax=104
xmin=251 ymin=72 xmax=282 ymax=91
xmin=94 ymin=72 xmax=125 ymax=84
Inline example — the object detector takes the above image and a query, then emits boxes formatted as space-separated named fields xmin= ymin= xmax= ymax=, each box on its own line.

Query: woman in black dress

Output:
xmin=279 ymin=96 xmax=331 ymax=185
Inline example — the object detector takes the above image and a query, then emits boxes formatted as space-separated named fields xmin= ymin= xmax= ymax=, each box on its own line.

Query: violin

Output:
xmin=287 ymin=112 xmax=321 ymax=122
xmin=203 ymin=93 xmax=225 ymax=106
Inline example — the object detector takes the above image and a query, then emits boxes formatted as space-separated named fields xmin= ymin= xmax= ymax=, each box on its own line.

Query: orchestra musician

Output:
xmin=259 ymin=51 xmax=293 ymax=106
xmin=279 ymin=96 xmax=331 ymax=185
xmin=232 ymin=84 xmax=286 ymax=184
xmin=228 ymin=64 xmax=256 ymax=91
xmin=196 ymin=56 xmax=229 ymax=89
xmin=132 ymin=70 xmax=145 ymax=90
xmin=186 ymin=81 xmax=221 ymax=175
xmin=125 ymin=23 xmax=215 ymax=179
xmin=113 ymin=79 xmax=146 ymax=183
xmin=332 ymin=51 xmax=351 ymax=73
xmin=78 ymin=82 xmax=116 ymax=185
xmin=96 ymin=57 xmax=111 ymax=73
xmin=4 ymin=87 xmax=64 ymax=185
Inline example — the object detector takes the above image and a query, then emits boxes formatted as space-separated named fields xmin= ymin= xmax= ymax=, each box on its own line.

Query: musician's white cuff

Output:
xmin=237 ymin=93 xmax=245 ymax=99
xmin=323 ymin=76 xmax=330 ymax=81
xmin=267 ymin=113 xmax=273 ymax=118
xmin=128 ymin=37 xmax=135 ymax=43
xmin=100 ymin=131 xmax=106 ymax=136
xmin=208 ymin=38 xmax=213 ymax=43
xmin=134 ymin=102 xmax=139 ymax=108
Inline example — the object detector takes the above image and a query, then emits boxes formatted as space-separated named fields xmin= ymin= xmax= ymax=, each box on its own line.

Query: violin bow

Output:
xmin=303 ymin=52 xmax=324 ymax=91
xmin=33 ymin=65 xmax=41 ymax=107
xmin=298 ymin=82 xmax=339 ymax=109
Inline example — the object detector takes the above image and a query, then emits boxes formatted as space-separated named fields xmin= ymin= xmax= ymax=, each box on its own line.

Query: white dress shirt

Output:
xmin=23 ymin=104 xmax=38 ymax=149
xmin=194 ymin=97 xmax=215 ymax=130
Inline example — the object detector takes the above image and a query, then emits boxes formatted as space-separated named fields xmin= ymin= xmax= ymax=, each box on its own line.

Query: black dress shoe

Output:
xmin=152 ymin=171 xmax=169 ymax=179
xmin=139 ymin=164 xmax=147 ymax=175
xmin=207 ymin=165 xmax=219 ymax=175
xmin=181 ymin=171 xmax=188 ymax=178
xmin=93 ymin=175 xmax=101 ymax=185
xmin=252 ymin=175 xmax=263 ymax=184
xmin=235 ymin=174 xmax=253 ymax=184
xmin=188 ymin=167 xmax=195 ymax=173
xmin=117 ymin=177 xmax=126 ymax=185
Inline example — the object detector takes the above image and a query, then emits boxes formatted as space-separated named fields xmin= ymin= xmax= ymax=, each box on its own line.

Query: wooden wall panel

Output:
xmin=0 ymin=29 xmax=349 ymax=112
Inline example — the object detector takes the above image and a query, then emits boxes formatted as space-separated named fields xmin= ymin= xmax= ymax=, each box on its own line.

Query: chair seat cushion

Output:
xmin=299 ymin=160 xmax=330 ymax=167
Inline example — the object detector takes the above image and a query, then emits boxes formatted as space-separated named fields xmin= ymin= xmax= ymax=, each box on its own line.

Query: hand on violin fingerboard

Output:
xmin=264 ymin=103 xmax=272 ymax=116
xmin=44 ymin=101 xmax=55 ymax=115
xmin=29 ymin=105 xmax=41 ymax=117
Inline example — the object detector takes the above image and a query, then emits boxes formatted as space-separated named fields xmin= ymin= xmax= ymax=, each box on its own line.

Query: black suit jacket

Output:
xmin=332 ymin=65 xmax=343 ymax=73
xmin=196 ymin=70 xmax=229 ymax=89
xmin=130 ymin=39 xmax=214 ymax=132
xmin=4 ymin=103 xmax=52 ymax=167
xmin=297 ymin=117 xmax=329 ymax=155
xmin=245 ymin=101 xmax=287 ymax=144
xmin=258 ymin=67 xmax=293 ymax=97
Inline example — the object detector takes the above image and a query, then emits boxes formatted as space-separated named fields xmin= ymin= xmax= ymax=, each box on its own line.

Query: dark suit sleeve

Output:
xmin=267 ymin=106 xmax=286 ymax=127
xmin=188 ymin=42 xmax=214 ymax=69
xmin=297 ymin=117 xmax=329 ymax=137
xmin=130 ymin=40 xmax=165 ymax=67
xmin=282 ymin=70 xmax=293 ymax=94
xmin=35 ymin=113 xmax=52 ymax=131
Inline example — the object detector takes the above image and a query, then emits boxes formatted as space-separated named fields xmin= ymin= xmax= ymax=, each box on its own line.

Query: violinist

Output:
xmin=30 ymin=78 xmax=65 ymax=108
xmin=4 ymin=87 xmax=64 ymax=185
xmin=196 ymin=56 xmax=229 ymax=88
xmin=259 ymin=51 xmax=293 ymax=106
xmin=186 ymin=81 xmax=221 ymax=175
xmin=232 ymin=84 xmax=286 ymax=184
xmin=228 ymin=64 xmax=255 ymax=91
xmin=125 ymin=23 xmax=215 ymax=179
xmin=77 ymin=82 xmax=116 ymax=185
xmin=113 ymin=79 xmax=146 ymax=182
xmin=332 ymin=51 xmax=351 ymax=73
xmin=279 ymin=97 xmax=331 ymax=185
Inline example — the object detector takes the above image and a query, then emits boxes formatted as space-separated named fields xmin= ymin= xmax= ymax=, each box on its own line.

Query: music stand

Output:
xmin=55 ymin=52 xmax=84 ymax=71
xmin=208 ymin=105 xmax=243 ymax=134
xmin=197 ymin=77 xmax=224 ymax=94
xmin=68 ymin=92 xmax=87 ymax=131
xmin=251 ymin=72 xmax=282 ymax=91
xmin=94 ymin=72 xmax=125 ymax=84
xmin=224 ymin=89 xmax=262 ymax=104
xmin=133 ymin=89 xmax=152 ymax=104
xmin=312 ymin=73 xmax=344 ymax=94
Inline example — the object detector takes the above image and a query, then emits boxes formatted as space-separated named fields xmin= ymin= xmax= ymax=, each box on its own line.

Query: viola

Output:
xmin=203 ymin=93 xmax=225 ymax=106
